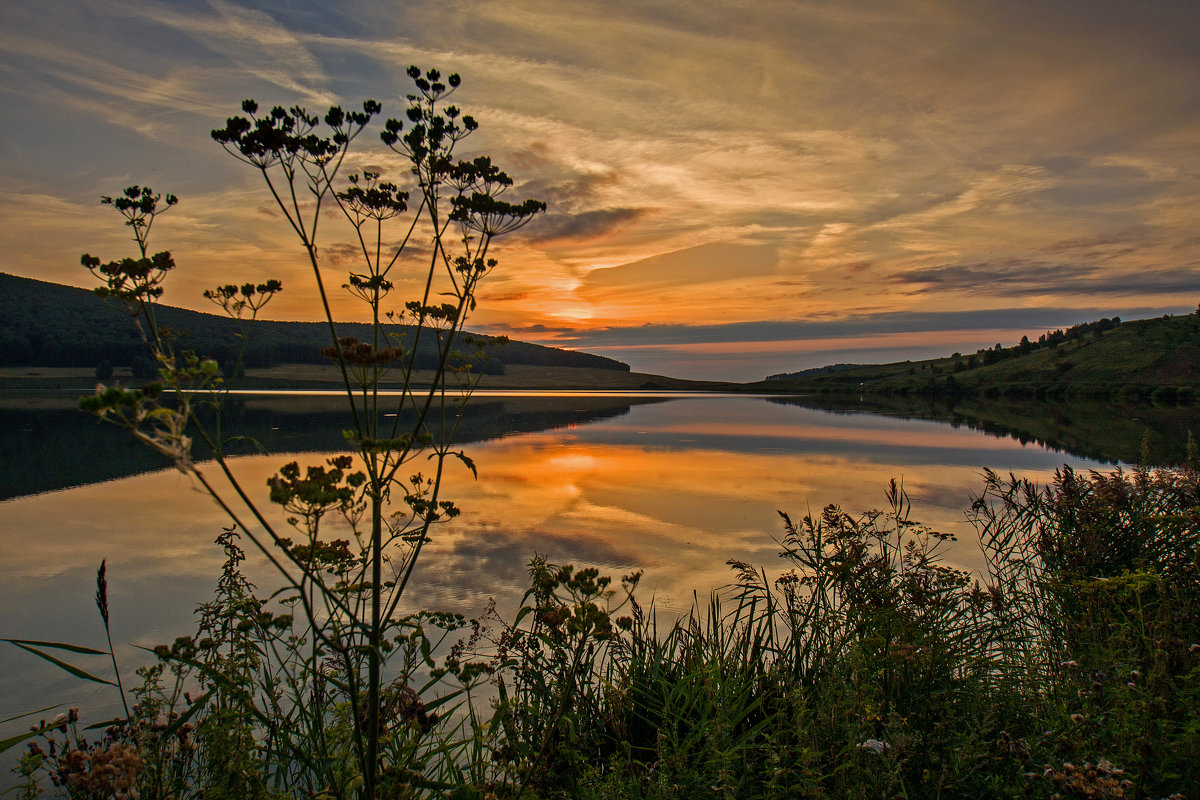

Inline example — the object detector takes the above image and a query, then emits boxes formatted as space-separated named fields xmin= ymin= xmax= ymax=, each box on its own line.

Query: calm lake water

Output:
xmin=0 ymin=390 xmax=1153 ymax=743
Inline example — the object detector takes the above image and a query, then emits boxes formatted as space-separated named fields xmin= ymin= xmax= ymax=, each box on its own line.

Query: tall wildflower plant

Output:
xmin=75 ymin=67 xmax=543 ymax=798
xmin=483 ymin=560 xmax=640 ymax=797
xmin=757 ymin=480 xmax=1014 ymax=791
xmin=969 ymin=465 xmax=1200 ymax=795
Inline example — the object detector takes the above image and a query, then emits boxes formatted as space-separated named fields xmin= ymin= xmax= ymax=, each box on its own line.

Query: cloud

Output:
xmin=518 ymin=305 xmax=1190 ymax=381
xmin=582 ymin=241 xmax=780 ymax=290
xmin=523 ymin=207 xmax=646 ymax=244
xmin=128 ymin=0 xmax=336 ymax=107
xmin=1040 ymin=228 xmax=1151 ymax=259
xmin=0 ymin=31 xmax=224 ymax=143
xmin=529 ymin=306 xmax=1184 ymax=349
xmin=890 ymin=260 xmax=1200 ymax=299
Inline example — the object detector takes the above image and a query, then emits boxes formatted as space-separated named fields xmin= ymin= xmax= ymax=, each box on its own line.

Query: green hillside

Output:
xmin=754 ymin=313 xmax=1200 ymax=403
xmin=0 ymin=272 xmax=629 ymax=376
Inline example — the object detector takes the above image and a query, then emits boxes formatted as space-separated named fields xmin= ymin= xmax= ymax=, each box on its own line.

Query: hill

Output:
xmin=752 ymin=313 xmax=1200 ymax=402
xmin=765 ymin=363 xmax=864 ymax=381
xmin=0 ymin=272 xmax=630 ymax=377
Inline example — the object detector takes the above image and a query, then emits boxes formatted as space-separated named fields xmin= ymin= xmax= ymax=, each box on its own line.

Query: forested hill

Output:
xmin=755 ymin=312 xmax=1200 ymax=402
xmin=0 ymin=273 xmax=629 ymax=374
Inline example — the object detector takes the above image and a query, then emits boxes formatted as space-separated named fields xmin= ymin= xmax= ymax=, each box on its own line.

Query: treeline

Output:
xmin=0 ymin=273 xmax=629 ymax=374
xmin=957 ymin=316 xmax=1122 ymax=370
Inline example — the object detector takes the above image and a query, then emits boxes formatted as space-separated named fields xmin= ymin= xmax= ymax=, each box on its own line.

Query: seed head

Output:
xmin=95 ymin=560 xmax=109 ymax=626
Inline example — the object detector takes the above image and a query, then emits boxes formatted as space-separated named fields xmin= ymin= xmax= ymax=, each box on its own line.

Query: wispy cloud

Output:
xmin=127 ymin=0 xmax=336 ymax=107
xmin=3 ymin=0 xmax=1200 ymax=377
xmin=520 ymin=307 xmax=1163 ymax=348
xmin=891 ymin=260 xmax=1200 ymax=299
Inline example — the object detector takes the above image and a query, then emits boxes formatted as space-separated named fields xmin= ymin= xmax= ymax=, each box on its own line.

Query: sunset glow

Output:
xmin=2 ymin=1 xmax=1197 ymax=379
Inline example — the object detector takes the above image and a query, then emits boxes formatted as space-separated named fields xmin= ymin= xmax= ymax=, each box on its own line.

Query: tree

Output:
xmin=129 ymin=355 xmax=155 ymax=378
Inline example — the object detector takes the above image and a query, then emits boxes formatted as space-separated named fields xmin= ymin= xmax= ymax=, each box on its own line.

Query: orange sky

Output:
xmin=1 ymin=1 xmax=1197 ymax=379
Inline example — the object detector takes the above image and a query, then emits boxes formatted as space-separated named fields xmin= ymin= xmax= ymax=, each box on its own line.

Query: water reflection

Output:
xmin=772 ymin=394 xmax=1200 ymax=466
xmin=0 ymin=393 xmax=668 ymax=500
xmin=0 ymin=393 xmax=1123 ymax=738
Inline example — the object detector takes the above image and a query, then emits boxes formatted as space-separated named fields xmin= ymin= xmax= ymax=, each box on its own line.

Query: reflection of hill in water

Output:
xmin=769 ymin=395 xmax=1200 ymax=466
xmin=0 ymin=394 xmax=664 ymax=500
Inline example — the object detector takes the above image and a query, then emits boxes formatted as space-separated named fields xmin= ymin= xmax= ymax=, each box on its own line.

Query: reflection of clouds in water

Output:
xmin=419 ymin=404 xmax=1097 ymax=607
xmin=0 ymin=468 xmax=229 ymax=579
xmin=902 ymin=475 xmax=991 ymax=517
xmin=0 ymin=565 xmax=228 ymax=729
xmin=558 ymin=500 xmax=694 ymax=541
xmin=413 ymin=525 xmax=638 ymax=617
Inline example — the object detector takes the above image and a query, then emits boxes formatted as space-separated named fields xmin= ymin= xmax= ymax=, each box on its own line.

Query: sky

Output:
xmin=1 ymin=0 xmax=1198 ymax=381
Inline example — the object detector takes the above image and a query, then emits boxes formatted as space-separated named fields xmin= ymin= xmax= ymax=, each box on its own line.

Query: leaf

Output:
xmin=421 ymin=687 xmax=465 ymax=712
xmin=223 ymin=435 xmax=268 ymax=456
xmin=453 ymin=450 xmax=477 ymax=479
xmin=0 ymin=724 xmax=55 ymax=755
xmin=163 ymin=689 xmax=213 ymax=739
xmin=0 ymin=704 xmax=61 ymax=726
xmin=83 ymin=718 xmax=128 ymax=731
xmin=2 ymin=638 xmax=109 ymax=656
xmin=4 ymin=641 xmax=116 ymax=686
xmin=0 ymin=706 xmax=65 ymax=754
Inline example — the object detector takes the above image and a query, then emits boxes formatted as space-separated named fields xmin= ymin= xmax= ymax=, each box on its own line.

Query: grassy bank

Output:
xmin=8 ymin=466 xmax=1199 ymax=798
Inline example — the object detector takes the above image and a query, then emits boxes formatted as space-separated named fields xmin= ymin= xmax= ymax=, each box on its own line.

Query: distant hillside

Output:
xmin=0 ymin=272 xmax=629 ymax=375
xmin=766 ymin=363 xmax=864 ymax=381
xmin=751 ymin=313 xmax=1200 ymax=403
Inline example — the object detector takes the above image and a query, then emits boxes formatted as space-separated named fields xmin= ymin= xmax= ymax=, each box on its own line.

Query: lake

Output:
xmin=0 ymin=389 xmax=1179 ymax=743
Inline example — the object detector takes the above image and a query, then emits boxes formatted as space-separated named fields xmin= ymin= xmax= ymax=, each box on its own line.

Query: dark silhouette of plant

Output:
xmin=69 ymin=66 xmax=542 ymax=798
xmin=82 ymin=186 xmax=178 ymax=351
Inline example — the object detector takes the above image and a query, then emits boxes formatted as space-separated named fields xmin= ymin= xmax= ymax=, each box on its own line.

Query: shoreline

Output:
xmin=0 ymin=363 xmax=737 ymax=395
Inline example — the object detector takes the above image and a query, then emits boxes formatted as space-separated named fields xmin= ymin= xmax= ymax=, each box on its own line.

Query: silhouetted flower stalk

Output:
xmin=73 ymin=65 xmax=542 ymax=798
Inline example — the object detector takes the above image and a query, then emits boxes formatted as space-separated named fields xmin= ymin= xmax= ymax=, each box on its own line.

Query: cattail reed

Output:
xmin=95 ymin=560 xmax=109 ymax=626
xmin=95 ymin=560 xmax=129 ymax=719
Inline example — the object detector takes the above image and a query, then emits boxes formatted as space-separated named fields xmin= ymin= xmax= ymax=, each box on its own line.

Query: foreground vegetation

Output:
xmin=6 ymin=464 xmax=1199 ymax=798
